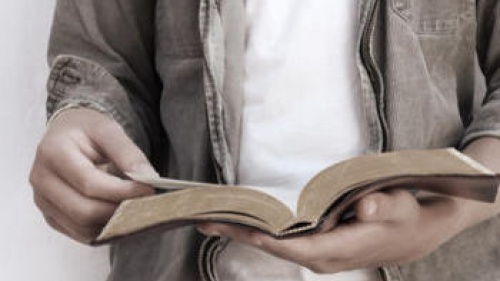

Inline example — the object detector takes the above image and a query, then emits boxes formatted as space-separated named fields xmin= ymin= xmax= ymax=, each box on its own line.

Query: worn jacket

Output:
xmin=46 ymin=0 xmax=500 ymax=280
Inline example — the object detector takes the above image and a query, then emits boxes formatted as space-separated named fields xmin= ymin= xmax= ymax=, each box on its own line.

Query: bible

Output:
xmin=93 ymin=148 xmax=499 ymax=244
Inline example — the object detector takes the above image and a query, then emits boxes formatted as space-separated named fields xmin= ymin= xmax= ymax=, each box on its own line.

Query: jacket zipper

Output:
xmin=360 ymin=0 xmax=389 ymax=152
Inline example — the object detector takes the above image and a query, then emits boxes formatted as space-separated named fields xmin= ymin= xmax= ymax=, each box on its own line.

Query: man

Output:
xmin=30 ymin=0 xmax=500 ymax=280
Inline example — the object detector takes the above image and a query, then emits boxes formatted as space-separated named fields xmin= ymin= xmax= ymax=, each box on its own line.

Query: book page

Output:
xmin=245 ymin=185 xmax=302 ymax=215
xmin=128 ymin=172 xmax=303 ymax=215
xmin=96 ymin=186 xmax=297 ymax=243
xmin=297 ymin=149 xmax=498 ymax=221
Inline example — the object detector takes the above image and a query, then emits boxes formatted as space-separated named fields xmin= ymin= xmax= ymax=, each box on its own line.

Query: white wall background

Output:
xmin=0 ymin=2 xmax=110 ymax=280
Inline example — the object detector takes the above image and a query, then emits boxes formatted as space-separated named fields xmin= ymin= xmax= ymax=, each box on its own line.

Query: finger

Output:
xmin=49 ymin=108 xmax=157 ymax=177
xmin=32 ymin=169 xmax=118 ymax=228
xmin=355 ymin=189 xmax=419 ymax=223
xmin=418 ymin=195 xmax=462 ymax=241
xmin=198 ymin=223 xmax=325 ymax=265
xmin=43 ymin=142 xmax=154 ymax=202
xmin=43 ymin=215 xmax=68 ymax=236
xmin=199 ymin=222 xmax=388 ymax=272
xmin=256 ymin=223 xmax=389 ymax=271
xmin=44 ymin=215 xmax=96 ymax=244
xmin=35 ymin=193 xmax=105 ymax=243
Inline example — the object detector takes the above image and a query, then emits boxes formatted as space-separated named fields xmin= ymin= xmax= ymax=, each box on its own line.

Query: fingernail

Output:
xmin=131 ymin=163 xmax=159 ymax=177
xmin=365 ymin=199 xmax=377 ymax=216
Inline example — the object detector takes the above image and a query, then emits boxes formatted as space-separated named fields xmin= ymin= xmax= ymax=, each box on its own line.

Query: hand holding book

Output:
xmin=198 ymin=187 xmax=462 ymax=274
xmin=197 ymin=139 xmax=500 ymax=274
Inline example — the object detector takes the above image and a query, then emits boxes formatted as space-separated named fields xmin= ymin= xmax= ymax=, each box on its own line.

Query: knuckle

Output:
xmin=44 ymin=216 xmax=62 ymax=232
xmin=36 ymin=140 xmax=55 ymax=160
xmin=29 ymin=165 xmax=51 ymax=191
xmin=77 ymin=178 xmax=97 ymax=198
xmin=30 ymin=172 xmax=54 ymax=201
xmin=33 ymin=194 xmax=44 ymax=212
xmin=36 ymin=136 xmax=65 ymax=160
xmin=92 ymin=118 xmax=122 ymax=139
xmin=28 ymin=167 xmax=39 ymax=188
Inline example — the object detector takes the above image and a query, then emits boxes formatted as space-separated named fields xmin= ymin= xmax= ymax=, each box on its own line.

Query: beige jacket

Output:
xmin=46 ymin=0 xmax=500 ymax=280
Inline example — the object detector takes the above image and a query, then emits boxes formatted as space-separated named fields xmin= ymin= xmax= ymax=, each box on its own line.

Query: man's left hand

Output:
xmin=199 ymin=189 xmax=465 ymax=274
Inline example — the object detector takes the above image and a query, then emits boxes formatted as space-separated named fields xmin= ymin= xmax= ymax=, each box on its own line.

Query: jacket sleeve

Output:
xmin=461 ymin=0 xmax=500 ymax=147
xmin=46 ymin=0 xmax=162 ymax=156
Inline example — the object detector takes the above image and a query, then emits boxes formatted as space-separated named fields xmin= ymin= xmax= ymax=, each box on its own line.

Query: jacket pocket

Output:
xmin=390 ymin=0 xmax=472 ymax=35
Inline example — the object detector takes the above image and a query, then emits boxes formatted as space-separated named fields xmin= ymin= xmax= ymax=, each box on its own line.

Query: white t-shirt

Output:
xmin=217 ymin=1 xmax=380 ymax=280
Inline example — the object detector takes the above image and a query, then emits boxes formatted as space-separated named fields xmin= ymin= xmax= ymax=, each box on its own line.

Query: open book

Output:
xmin=93 ymin=148 xmax=499 ymax=244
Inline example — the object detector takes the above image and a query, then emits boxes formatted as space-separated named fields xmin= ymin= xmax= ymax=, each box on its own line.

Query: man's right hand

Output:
xmin=29 ymin=108 xmax=156 ymax=244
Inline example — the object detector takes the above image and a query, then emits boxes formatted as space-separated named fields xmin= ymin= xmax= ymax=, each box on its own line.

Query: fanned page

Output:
xmin=296 ymin=148 xmax=498 ymax=222
xmin=95 ymin=184 xmax=297 ymax=243
xmin=95 ymin=148 xmax=499 ymax=244
xmin=128 ymin=173 xmax=303 ymax=214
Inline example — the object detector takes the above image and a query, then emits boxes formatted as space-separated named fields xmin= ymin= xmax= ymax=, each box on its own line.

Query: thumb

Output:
xmin=355 ymin=190 xmax=419 ymax=223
